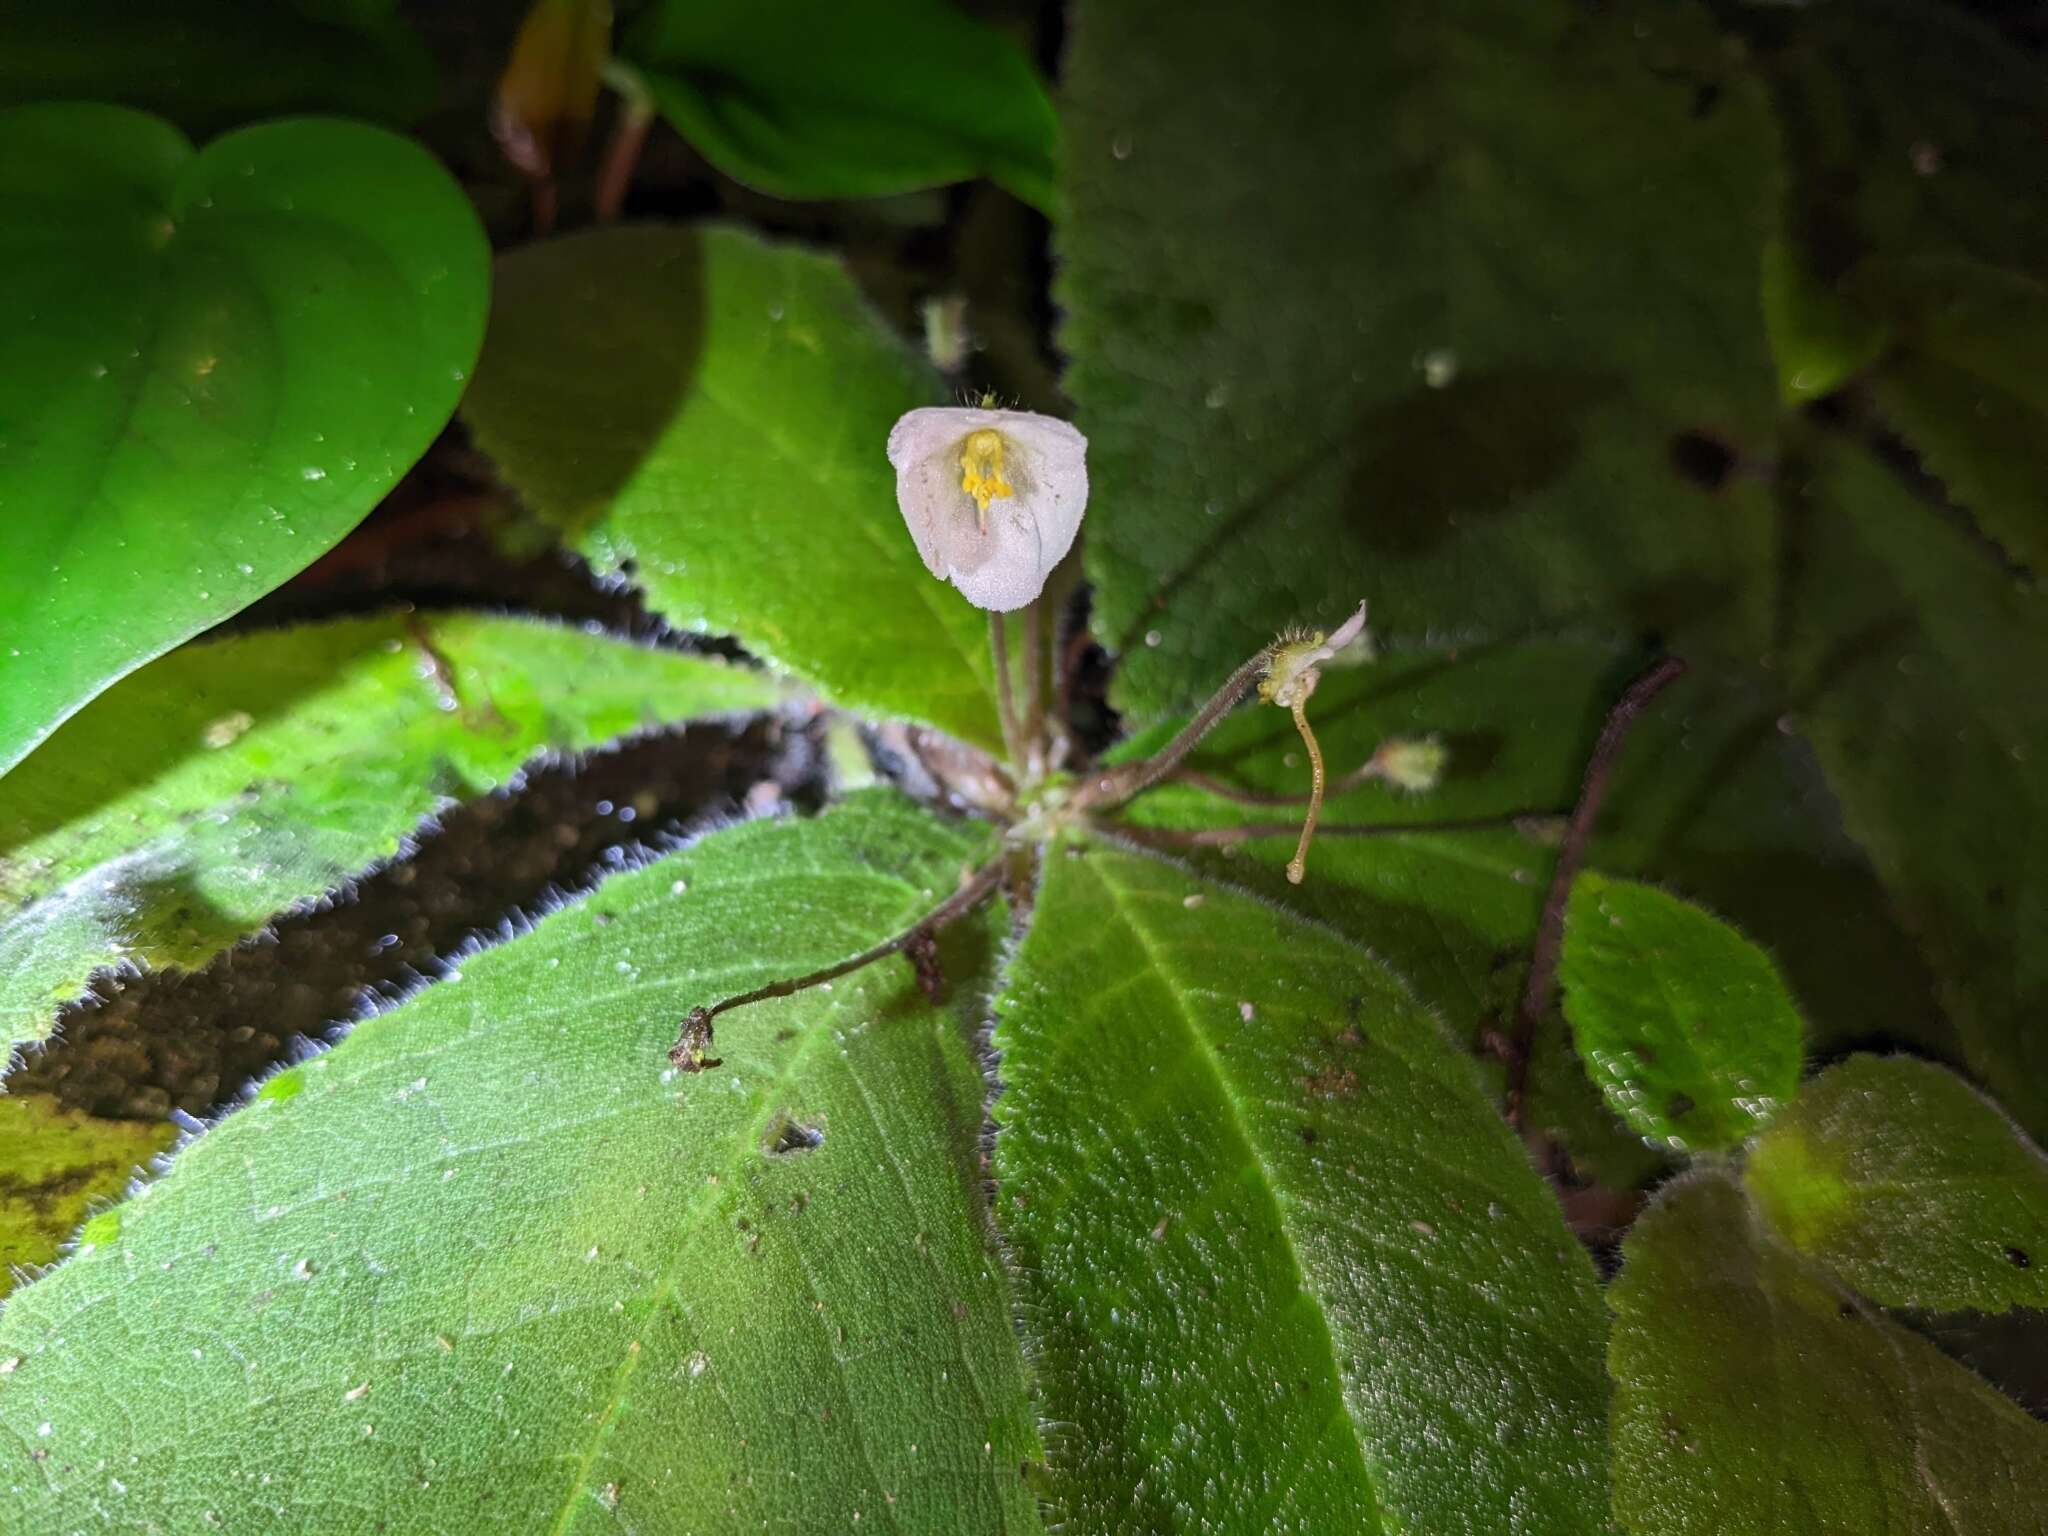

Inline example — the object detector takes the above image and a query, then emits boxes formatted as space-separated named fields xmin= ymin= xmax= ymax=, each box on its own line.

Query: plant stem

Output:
xmin=1077 ymin=649 xmax=1269 ymax=812
xmin=1506 ymin=655 xmax=1687 ymax=1127
xmin=1022 ymin=599 xmax=1046 ymax=774
xmin=669 ymin=858 xmax=1006 ymax=1067
xmin=1284 ymin=697 xmax=1325 ymax=884
xmin=990 ymin=611 xmax=1025 ymax=773
xmin=594 ymin=97 xmax=655 ymax=222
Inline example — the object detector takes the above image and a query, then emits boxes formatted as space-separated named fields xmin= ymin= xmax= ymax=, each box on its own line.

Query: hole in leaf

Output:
xmin=1668 ymin=431 xmax=1736 ymax=492
xmin=766 ymin=1116 xmax=824 ymax=1156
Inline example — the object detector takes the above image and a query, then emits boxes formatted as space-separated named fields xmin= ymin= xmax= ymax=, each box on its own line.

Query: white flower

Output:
xmin=886 ymin=406 xmax=1089 ymax=611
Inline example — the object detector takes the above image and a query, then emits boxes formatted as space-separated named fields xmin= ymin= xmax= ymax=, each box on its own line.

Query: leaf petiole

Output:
xmin=667 ymin=856 xmax=1008 ymax=1069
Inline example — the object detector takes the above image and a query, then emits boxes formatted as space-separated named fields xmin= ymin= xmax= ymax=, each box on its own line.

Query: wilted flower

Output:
xmin=1258 ymin=602 xmax=1370 ymax=709
xmin=887 ymin=406 xmax=1089 ymax=611
xmin=1257 ymin=601 xmax=1370 ymax=885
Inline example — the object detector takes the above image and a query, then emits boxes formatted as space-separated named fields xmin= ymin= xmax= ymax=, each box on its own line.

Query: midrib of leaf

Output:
xmin=1084 ymin=843 xmax=1410 ymax=1520
xmin=543 ymin=869 xmax=950 ymax=1533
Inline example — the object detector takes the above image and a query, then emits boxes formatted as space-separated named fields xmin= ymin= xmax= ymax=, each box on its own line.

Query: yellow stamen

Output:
xmin=959 ymin=428 xmax=1015 ymax=532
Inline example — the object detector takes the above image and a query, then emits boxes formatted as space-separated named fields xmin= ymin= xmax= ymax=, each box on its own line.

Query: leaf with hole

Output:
xmin=1558 ymin=872 xmax=1803 ymax=1154
xmin=0 ymin=104 xmax=489 ymax=779
xmin=0 ymin=794 xmax=1042 ymax=1532
xmin=1610 ymin=1171 xmax=2048 ymax=1536
xmin=1059 ymin=0 xmax=1781 ymax=721
xmin=1746 ymin=1054 xmax=2048 ymax=1313
xmin=992 ymin=839 xmax=1609 ymax=1533
xmin=0 ymin=613 xmax=785 ymax=1059
xmin=462 ymin=224 xmax=1001 ymax=750
xmin=618 ymin=0 xmax=1057 ymax=209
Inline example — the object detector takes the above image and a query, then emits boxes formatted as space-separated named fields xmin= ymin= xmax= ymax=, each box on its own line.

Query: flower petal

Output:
xmin=886 ymin=406 xmax=1089 ymax=611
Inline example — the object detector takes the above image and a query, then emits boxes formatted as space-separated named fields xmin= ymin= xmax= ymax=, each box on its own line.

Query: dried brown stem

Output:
xmin=594 ymin=97 xmax=655 ymax=222
xmin=669 ymin=859 xmax=1006 ymax=1068
xmin=1506 ymin=655 xmax=1688 ymax=1127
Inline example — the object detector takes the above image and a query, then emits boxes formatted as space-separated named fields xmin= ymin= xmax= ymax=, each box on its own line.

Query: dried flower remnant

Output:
xmin=1259 ymin=603 xmax=1369 ymax=883
xmin=1370 ymin=735 xmax=1446 ymax=794
xmin=887 ymin=406 xmax=1088 ymax=611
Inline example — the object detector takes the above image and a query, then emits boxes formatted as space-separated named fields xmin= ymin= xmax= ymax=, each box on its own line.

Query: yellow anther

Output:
xmin=959 ymin=429 xmax=1015 ymax=531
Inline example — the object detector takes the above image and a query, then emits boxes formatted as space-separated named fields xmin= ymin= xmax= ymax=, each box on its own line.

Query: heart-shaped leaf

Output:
xmin=0 ymin=104 xmax=490 ymax=777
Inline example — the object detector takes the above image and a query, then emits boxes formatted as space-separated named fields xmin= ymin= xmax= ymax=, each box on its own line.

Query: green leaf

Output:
xmin=0 ymin=794 xmax=1043 ymax=1532
xmin=1746 ymin=1055 xmax=2048 ymax=1314
xmin=461 ymin=224 xmax=1000 ymax=748
xmin=0 ymin=1 xmax=434 ymax=137
xmin=1785 ymin=438 xmax=2048 ymax=1142
xmin=1847 ymin=258 xmax=2048 ymax=572
xmin=619 ymin=0 xmax=1056 ymax=209
xmin=1059 ymin=0 xmax=1781 ymax=720
xmin=1610 ymin=1171 xmax=2048 ymax=1536
xmin=1764 ymin=0 xmax=2048 ymax=276
xmin=1759 ymin=236 xmax=1888 ymax=405
xmin=0 ymin=105 xmax=490 ymax=778
xmin=0 ymin=1093 xmax=175 ymax=1298
xmin=992 ymin=840 xmax=1609 ymax=1533
xmin=1111 ymin=638 xmax=1945 ymax=1074
xmin=1559 ymin=872 xmax=1803 ymax=1155
xmin=0 ymin=613 xmax=785 ymax=1057
xmin=1871 ymin=354 xmax=2048 ymax=574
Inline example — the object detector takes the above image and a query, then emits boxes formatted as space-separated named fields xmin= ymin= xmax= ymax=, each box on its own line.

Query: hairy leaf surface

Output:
xmin=992 ymin=841 xmax=1609 ymax=1534
xmin=1746 ymin=1055 xmax=2048 ymax=1313
xmin=1559 ymin=873 xmax=1803 ymax=1154
xmin=0 ymin=795 xmax=1041 ymax=1532
xmin=463 ymin=225 xmax=1000 ymax=748
xmin=1787 ymin=440 xmax=2048 ymax=1140
xmin=1611 ymin=1172 xmax=2048 ymax=1536
xmin=1059 ymin=0 xmax=1780 ymax=719
xmin=0 ymin=615 xmax=783 ymax=1056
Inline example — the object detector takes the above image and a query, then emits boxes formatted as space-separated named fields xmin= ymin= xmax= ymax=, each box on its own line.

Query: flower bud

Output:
xmin=1372 ymin=735 xmax=1447 ymax=794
